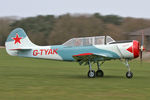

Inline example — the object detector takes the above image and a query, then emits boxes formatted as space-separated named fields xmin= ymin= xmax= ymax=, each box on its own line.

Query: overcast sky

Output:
xmin=1 ymin=0 xmax=150 ymax=18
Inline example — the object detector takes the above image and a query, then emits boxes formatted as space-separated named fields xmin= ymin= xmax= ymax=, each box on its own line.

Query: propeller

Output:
xmin=139 ymin=32 xmax=145 ymax=62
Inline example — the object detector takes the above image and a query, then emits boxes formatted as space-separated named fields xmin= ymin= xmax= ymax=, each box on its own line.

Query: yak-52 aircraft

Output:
xmin=5 ymin=28 xmax=145 ymax=78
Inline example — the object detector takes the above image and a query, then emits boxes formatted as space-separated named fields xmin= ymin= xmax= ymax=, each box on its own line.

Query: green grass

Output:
xmin=0 ymin=48 xmax=150 ymax=100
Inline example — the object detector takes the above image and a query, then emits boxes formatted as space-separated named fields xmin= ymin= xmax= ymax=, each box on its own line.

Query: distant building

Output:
xmin=128 ymin=28 xmax=150 ymax=49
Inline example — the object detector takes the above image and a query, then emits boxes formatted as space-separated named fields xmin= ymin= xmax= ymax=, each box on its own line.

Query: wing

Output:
xmin=72 ymin=53 xmax=114 ymax=65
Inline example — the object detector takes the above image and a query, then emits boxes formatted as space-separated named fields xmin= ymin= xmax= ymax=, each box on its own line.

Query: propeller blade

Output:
xmin=140 ymin=31 xmax=144 ymax=63
xmin=141 ymin=32 xmax=144 ymax=47
xmin=140 ymin=50 xmax=142 ymax=62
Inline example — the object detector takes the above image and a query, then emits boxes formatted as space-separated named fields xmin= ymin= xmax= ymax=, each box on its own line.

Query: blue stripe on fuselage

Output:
xmin=51 ymin=45 xmax=120 ymax=61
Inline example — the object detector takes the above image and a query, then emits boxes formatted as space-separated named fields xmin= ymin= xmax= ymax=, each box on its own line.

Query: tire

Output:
xmin=96 ymin=70 xmax=104 ymax=77
xmin=126 ymin=71 xmax=133 ymax=78
xmin=88 ymin=70 xmax=95 ymax=78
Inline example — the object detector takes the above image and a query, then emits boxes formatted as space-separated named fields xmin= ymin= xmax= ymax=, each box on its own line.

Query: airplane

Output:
xmin=5 ymin=28 xmax=145 ymax=78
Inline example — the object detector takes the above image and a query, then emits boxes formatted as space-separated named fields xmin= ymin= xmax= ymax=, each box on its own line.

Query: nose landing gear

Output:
xmin=124 ymin=59 xmax=133 ymax=78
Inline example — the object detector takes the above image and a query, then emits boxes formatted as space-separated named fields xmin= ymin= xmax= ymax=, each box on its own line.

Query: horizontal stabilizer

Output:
xmin=9 ymin=47 xmax=33 ymax=50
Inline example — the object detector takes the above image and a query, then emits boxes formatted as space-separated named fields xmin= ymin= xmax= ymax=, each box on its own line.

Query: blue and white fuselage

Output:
xmin=5 ymin=28 xmax=141 ymax=78
xmin=19 ymin=45 xmax=121 ymax=61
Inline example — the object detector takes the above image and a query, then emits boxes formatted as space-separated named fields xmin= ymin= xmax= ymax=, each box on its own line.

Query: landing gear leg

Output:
xmin=96 ymin=61 xmax=104 ymax=77
xmin=125 ymin=59 xmax=133 ymax=78
xmin=87 ymin=61 xmax=95 ymax=78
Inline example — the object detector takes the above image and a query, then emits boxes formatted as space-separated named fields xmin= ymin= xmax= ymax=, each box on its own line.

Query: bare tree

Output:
xmin=0 ymin=18 xmax=15 ymax=46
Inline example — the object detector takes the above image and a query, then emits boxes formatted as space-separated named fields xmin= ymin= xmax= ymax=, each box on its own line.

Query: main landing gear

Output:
xmin=87 ymin=61 xmax=104 ymax=78
xmin=124 ymin=59 xmax=133 ymax=78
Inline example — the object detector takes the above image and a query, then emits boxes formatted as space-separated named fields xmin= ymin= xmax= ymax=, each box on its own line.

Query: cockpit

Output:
xmin=62 ymin=36 xmax=115 ymax=47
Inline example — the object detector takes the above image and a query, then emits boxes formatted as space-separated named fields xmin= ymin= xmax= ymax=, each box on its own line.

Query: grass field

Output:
xmin=0 ymin=48 xmax=150 ymax=100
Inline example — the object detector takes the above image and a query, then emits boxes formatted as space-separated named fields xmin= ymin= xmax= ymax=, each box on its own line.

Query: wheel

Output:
xmin=88 ymin=70 xmax=95 ymax=78
xmin=126 ymin=71 xmax=133 ymax=78
xmin=96 ymin=70 xmax=104 ymax=77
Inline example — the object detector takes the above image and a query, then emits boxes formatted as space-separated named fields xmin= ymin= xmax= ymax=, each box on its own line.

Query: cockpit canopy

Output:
xmin=63 ymin=36 xmax=115 ymax=47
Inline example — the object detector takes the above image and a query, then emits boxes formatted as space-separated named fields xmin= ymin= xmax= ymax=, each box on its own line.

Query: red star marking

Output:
xmin=12 ymin=33 xmax=22 ymax=44
xmin=127 ymin=46 xmax=133 ymax=53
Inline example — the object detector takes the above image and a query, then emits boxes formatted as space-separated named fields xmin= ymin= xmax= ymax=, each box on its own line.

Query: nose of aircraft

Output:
xmin=133 ymin=40 xmax=140 ymax=58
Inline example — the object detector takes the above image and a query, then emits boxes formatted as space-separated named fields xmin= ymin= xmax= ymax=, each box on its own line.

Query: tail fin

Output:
xmin=5 ymin=28 xmax=37 ymax=56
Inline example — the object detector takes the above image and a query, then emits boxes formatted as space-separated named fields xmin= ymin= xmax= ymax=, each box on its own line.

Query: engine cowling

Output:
xmin=133 ymin=40 xmax=140 ymax=58
xmin=117 ymin=40 xmax=140 ymax=59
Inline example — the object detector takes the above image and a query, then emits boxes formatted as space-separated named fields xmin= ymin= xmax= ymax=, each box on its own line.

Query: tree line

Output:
xmin=1 ymin=13 xmax=150 ymax=46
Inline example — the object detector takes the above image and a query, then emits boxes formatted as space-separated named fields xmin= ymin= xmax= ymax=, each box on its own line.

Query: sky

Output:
xmin=1 ymin=0 xmax=150 ymax=18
